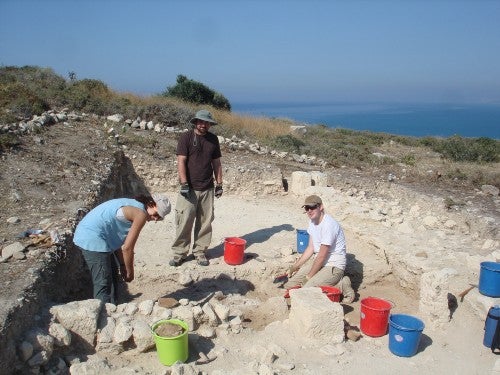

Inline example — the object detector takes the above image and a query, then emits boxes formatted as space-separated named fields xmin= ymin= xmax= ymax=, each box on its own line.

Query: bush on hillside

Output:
xmin=0 ymin=66 xmax=66 ymax=109
xmin=430 ymin=136 xmax=499 ymax=163
xmin=0 ymin=82 xmax=49 ymax=121
xmin=270 ymin=134 xmax=305 ymax=153
xmin=0 ymin=66 xmax=64 ymax=121
xmin=0 ymin=133 xmax=21 ymax=152
xmin=62 ymin=79 xmax=115 ymax=114
xmin=162 ymin=75 xmax=231 ymax=111
xmin=135 ymin=103 xmax=193 ymax=127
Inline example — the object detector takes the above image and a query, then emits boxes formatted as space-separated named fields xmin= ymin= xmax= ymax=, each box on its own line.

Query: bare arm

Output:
xmin=177 ymin=154 xmax=188 ymax=184
xmin=116 ymin=206 xmax=147 ymax=282
xmin=212 ymin=157 xmax=222 ymax=185
xmin=306 ymin=244 xmax=330 ymax=279
xmin=290 ymin=236 xmax=314 ymax=273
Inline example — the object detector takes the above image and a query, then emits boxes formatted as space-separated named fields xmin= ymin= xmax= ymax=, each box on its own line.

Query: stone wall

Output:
xmin=0 ymin=150 xmax=149 ymax=373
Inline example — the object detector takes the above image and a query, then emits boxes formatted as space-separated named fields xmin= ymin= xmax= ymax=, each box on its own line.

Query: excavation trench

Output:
xmin=1 ymin=152 xmax=439 ymax=373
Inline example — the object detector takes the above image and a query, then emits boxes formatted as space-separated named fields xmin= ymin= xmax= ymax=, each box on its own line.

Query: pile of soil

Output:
xmin=154 ymin=321 xmax=185 ymax=338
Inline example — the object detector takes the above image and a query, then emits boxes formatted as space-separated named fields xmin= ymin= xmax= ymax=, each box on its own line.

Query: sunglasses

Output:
xmin=304 ymin=204 xmax=319 ymax=211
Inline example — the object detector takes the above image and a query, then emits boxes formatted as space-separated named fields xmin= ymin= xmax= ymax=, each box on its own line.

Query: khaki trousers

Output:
xmin=171 ymin=188 xmax=214 ymax=260
xmin=284 ymin=257 xmax=344 ymax=289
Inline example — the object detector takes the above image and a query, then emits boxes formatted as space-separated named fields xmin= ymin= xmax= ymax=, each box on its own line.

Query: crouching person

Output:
xmin=284 ymin=195 xmax=355 ymax=303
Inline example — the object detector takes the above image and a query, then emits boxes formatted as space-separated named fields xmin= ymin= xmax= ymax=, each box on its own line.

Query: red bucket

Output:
xmin=360 ymin=297 xmax=393 ymax=337
xmin=320 ymin=286 xmax=341 ymax=302
xmin=224 ymin=237 xmax=246 ymax=265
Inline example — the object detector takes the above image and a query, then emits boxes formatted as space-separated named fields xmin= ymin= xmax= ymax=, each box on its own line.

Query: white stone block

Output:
xmin=290 ymin=171 xmax=311 ymax=196
xmin=310 ymin=171 xmax=328 ymax=187
xmin=288 ymin=287 xmax=344 ymax=343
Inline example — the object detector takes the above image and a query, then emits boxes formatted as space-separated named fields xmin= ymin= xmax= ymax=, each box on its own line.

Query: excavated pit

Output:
xmin=2 ymin=150 xmax=494 ymax=374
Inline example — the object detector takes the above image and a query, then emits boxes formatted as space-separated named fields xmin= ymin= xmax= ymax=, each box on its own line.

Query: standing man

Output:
xmin=284 ymin=195 xmax=355 ymax=303
xmin=170 ymin=109 xmax=223 ymax=267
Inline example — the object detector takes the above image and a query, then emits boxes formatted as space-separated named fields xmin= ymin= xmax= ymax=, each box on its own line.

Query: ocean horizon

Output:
xmin=232 ymin=102 xmax=500 ymax=139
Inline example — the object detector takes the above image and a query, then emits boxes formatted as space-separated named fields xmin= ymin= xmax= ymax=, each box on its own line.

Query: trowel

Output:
xmin=273 ymin=273 xmax=288 ymax=284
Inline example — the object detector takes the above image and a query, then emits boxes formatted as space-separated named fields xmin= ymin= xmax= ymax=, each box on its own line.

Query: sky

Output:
xmin=1 ymin=0 xmax=500 ymax=105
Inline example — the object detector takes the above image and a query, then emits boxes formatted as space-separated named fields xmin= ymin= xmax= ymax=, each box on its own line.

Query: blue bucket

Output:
xmin=388 ymin=314 xmax=425 ymax=357
xmin=483 ymin=305 xmax=500 ymax=349
xmin=479 ymin=262 xmax=500 ymax=297
xmin=296 ymin=229 xmax=309 ymax=254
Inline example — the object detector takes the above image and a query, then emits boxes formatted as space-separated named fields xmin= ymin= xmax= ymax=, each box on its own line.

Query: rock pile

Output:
xmin=16 ymin=282 xmax=360 ymax=374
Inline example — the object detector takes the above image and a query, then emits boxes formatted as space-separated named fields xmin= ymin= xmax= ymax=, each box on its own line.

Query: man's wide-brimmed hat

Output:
xmin=190 ymin=109 xmax=217 ymax=125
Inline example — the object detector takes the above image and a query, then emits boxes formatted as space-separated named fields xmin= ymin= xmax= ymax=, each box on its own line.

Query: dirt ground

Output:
xmin=106 ymin=193 xmax=495 ymax=374
xmin=1 ymin=116 xmax=499 ymax=374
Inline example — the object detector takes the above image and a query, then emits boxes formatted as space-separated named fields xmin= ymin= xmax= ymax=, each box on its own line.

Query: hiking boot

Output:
xmin=196 ymin=254 xmax=209 ymax=266
xmin=341 ymin=276 xmax=355 ymax=303
xmin=169 ymin=257 xmax=186 ymax=267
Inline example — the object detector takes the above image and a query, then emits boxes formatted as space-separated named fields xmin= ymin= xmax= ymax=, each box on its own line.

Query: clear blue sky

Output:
xmin=1 ymin=0 xmax=500 ymax=105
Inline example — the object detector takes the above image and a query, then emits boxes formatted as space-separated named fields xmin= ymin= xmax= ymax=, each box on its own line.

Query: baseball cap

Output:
xmin=302 ymin=195 xmax=322 ymax=207
xmin=152 ymin=193 xmax=171 ymax=218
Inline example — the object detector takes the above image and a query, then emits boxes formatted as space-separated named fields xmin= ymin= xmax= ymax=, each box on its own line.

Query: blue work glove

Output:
xmin=180 ymin=183 xmax=190 ymax=198
xmin=215 ymin=184 xmax=223 ymax=198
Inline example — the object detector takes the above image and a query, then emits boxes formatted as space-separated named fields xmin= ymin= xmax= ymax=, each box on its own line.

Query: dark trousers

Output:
xmin=79 ymin=247 xmax=119 ymax=304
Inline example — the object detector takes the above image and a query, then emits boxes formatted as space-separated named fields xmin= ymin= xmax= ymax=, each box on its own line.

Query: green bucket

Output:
xmin=151 ymin=319 xmax=189 ymax=366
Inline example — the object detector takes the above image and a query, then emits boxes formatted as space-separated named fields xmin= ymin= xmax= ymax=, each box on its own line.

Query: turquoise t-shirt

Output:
xmin=73 ymin=198 xmax=145 ymax=252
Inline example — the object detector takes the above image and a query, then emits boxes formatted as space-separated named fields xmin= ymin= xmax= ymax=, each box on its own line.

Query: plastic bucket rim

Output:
xmin=480 ymin=261 xmax=500 ymax=272
xmin=389 ymin=314 xmax=425 ymax=332
xmin=319 ymin=285 xmax=341 ymax=302
xmin=319 ymin=285 xmax=341 ymax=293
xmin=151 ymin=318 xmax=189 ymax=339
xmin=361 ymin=296 xmax=395 ymax=311
xmin=225 ymin=237 xmax=246 ymax=245
xmin=488 ymin=305 xmax=500 ymax=319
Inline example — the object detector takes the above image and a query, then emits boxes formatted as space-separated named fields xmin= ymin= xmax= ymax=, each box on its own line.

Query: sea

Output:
xmin=232 ymin=102 xmax=500 ymax=139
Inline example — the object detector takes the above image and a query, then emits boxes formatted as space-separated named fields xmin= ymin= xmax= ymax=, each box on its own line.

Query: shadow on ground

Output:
xmin=162 ymin=273 xmax=255 ymax=302
xmin=208 ymin=223 xmax=294 ymax=259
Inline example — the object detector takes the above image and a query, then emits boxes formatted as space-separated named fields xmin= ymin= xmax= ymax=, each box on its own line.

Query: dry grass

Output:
xmin=209 ymin=108 xmax=293 ymax=140
xmin=118 ymin=92 xmax=190 ymax=108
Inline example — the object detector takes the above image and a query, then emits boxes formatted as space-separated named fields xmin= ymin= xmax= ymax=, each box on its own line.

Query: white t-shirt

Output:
xmin=308 ymin=213 xmax=347 ymax=270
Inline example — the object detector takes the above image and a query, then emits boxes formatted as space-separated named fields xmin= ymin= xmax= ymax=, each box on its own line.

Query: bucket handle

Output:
xmin=365 ymin=296 xmax=396 ymax=310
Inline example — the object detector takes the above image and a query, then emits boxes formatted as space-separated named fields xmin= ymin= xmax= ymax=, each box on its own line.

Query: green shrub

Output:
xmin=0 ymin=133 xmax=20 ymax=152
xmin=0 ymin=65 xmax=66 ymax=109
xmin=0 ymin=82 xmax=49 ymax=119
xmin=62 ymin=79 xmax=113 ymax=114
xmin=401 ymin=153 xmax=416 ymax=166
xmin=430 ymin=136 xmax=499 ymax=163
xmin=270 ymin=134 xmax=305 ymax=153
xmin=418 ymin=136 xmax=439 ymax=148
xmin=446 ymin=168 xmax=468 ymax=181
xmin=162 ymin=75 xmax=231 ymax=110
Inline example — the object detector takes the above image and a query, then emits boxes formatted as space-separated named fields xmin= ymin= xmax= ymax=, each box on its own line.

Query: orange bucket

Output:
xmin=224 ymin=237 xmax=246 ymax=265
